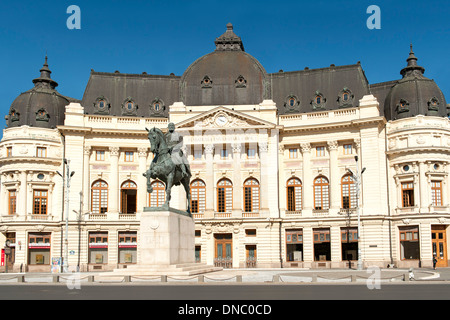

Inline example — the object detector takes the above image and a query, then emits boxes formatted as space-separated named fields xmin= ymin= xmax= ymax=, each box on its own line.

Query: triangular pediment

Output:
xmin=176 ymin=106 xmax=276 ymax=130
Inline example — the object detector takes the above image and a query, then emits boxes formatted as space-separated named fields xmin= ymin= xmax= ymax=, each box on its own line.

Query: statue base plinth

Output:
xmin=113 ymin=207 xmax=221 ymax=275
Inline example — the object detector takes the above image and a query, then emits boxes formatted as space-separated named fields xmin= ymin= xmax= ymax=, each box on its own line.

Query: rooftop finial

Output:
xmin=32 ymin=55 xmax=58 ymax=89
xmin=214 ymin=23 xmax=245 ymax=52
xmin=401 ymin=43 xmax=425 ymax=77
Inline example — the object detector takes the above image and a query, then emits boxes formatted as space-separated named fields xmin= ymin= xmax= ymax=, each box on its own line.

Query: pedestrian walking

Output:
xmin=433 ymin=256 xmax=437 ymax=270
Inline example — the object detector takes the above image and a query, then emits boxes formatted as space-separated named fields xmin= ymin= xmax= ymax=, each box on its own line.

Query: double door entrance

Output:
xmin=432 ymin=225 xmax=447 ymax=267
xmin=214 ymin=234 xmax=232 ymax=268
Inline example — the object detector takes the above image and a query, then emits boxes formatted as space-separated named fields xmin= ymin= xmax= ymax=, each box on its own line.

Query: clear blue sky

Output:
xmin=1 ymin=0 xmax=449 ymax=135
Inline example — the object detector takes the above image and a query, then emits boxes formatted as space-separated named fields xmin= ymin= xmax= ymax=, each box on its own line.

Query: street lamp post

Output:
xmin=57 ymin=159 xmax=75 ymax=273
xmin=347 ymin=156 xmax=366 ymax=271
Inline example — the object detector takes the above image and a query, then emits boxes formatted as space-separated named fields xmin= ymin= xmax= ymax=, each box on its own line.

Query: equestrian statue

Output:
xmin=144 ymin=123 xmax=192 ymax=215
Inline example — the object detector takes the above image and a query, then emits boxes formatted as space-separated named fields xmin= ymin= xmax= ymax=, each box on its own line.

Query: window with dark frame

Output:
xmin=399 ymin=226 xmax=420 ymax=260
xmin=217 ymin=178 xmax=232 ymax=213
xmin=243 ymin=178 xmax=259 ymax=213
xmin=287 ymin=177 xmax=302 ymax=211
xmin=401 ymin=182 xmax=414 ymax=207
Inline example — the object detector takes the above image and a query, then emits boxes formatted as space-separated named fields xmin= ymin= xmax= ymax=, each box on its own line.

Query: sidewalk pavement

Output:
xmin=1 ymin=267 xmax=449 ymax=284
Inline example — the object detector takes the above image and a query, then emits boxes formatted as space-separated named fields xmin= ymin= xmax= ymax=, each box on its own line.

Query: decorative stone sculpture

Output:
xmin=144 ymin=123 xmax=192 ymax=215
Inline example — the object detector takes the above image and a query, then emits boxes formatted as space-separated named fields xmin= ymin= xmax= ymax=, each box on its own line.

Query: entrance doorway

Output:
xmin=432 ymin=225 xmax=448 ymax=267
xmin=214 ymin=233 xmax=232 ymax=268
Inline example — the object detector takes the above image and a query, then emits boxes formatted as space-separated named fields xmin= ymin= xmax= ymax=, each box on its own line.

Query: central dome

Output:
xmin=180 ymin=24 xmax=270 ymax=106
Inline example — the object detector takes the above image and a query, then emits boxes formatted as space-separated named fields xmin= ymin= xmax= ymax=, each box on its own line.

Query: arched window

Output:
xmin=91 ymin=180 xmax=108 ymax=214
xmin=121 ymin=180 xmax=137 ymax=214
xmin=217 ymin=178 xmax=233 ymax=213
xmin=190 ymin=179 xmax=206 ymax=214
xmin=243 ymin=178 xmax=260 ymax=213
xmin=341 ymin=174 xmax=356 ymax=209
xmin=149 ymin=180 xmax=165 ymax=207
xmin=314 ymin=176 xmax=329 ymax=210
xmin=287 ymin=177 xmax=302 ymax=211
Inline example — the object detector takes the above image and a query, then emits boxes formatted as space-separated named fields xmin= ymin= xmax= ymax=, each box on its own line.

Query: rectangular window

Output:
xmin=343 ymin=144 xmax=352 ymax=155
xmin=6 ymin=147 xmax=12 ymax=157
xmin=399 ymin=226 xmax=420 ymax=260
xmin=124 ymin=151 xmax=134 ymax=162
xmin=28 ymin=233 xmax=51 ymax=265
xmin=316 ymin=146 xmax=325 ymax=157
xmin=313 ymin=228 xmax=331 ymax=261
xmin=36 ymin=147 xmax=47 ymax=158
xmin=33 ymin=190 xmax=48 ymax=215
xmin=341 ymin=228 xmax=358 ymax=261
xmin=286 ymin=229 xmax=303 ymax=262
xmin=118 ymin=231 xmax=137 ymax=264
xmin=193 ymin=149 xmax=202 ymax=160
xmin=96 ymin=150 xmax=105 ymax=161
xmin=8 ymin=190 xmax=17 ymax=215
xmin=431 ymin=181 xmax=442 ymax=206
xmin=289 ymin=148 xmax=298 ymax=159
xmin=89 ymin=232 xmax=108 ymax=264
xmin=246 ymin=148 xmax=256 ymax=159
xmin=401 ymin=182 xmax=414 ymax=207
xmin=220 ymin=148 xmax=228 ymax=159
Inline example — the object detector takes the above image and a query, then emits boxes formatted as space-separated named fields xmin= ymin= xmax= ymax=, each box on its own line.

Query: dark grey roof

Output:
xmin=6 ymin=57 xmax=71 ymax=129
xmin=369 ymin=80 xmax=398 ymax=117
xmin=81 ymin=71 xmax=180 ymax=118
xmin=180 ymin=50 xmax=270 ymax=106
xmin=383 ymin=46 xmax=447 ymax=121
xmin=270 ymin=63 xmax=371 ymax=115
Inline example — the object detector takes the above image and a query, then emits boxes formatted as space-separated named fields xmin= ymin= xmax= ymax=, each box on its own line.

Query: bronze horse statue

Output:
xmin=144 ymin=127 xmax=192 ymax=215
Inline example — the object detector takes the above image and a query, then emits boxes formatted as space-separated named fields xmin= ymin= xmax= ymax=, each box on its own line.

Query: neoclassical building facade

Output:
xmin=1 ymin=25 xmax=449 ymax=272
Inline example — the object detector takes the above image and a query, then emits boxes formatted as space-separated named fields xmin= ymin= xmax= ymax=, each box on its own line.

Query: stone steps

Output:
xmin=112 ymin=263 xmax=222 ymax=276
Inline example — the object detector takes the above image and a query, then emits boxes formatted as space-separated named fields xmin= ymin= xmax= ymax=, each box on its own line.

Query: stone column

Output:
xmin=259 ymin=141 xmax=269 ymax=215
xmin=138 ymin=147 xmax=148 ymax=212
xmin=327 ymin=140 xmax=339 ymax=213
xmin=19 ymin=171 xmax=27 ymax=216
xmin=301 ymin=143 xmax=312 ymax=216
xmin=232 ymin=142 xmax=242 ymax=217
xmin=109 ymin=146 xmax=120 ymax=214
xmin=419 ymin=161 xmax=428 ymax=213
xmin=204 ymin=144 xmax=215 ymax=217
xmin=83 ymin=146 xmax=91 ymax=213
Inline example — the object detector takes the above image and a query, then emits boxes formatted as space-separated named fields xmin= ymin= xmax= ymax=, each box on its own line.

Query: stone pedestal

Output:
xmin=140 ymin=207 xmax=194 ymax=266
xmin=113 ymin=207 xmax=221 ymax=275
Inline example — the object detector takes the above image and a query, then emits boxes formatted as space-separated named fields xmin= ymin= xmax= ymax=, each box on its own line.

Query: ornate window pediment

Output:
xmin=8 ymin=108 xmax=20 ymax=122
xmin=93 ymin=96 xmax=111 ymax=115
xmin=311 ymin=91 xmax=326 ymax=110
xmin=150 ymin=97 xmax=165 ymax=114
xmin=36 ymin=108 xmax=50 ymax=122
xmin=235 ymin=75 xmax=247 ymax=88
xmin=121 ymin=97 xmax=138 ymax=116
xmin=337 ymin=87 xmax=354 ymax=108
xmin=201 ymin=75 xmax=212 ymax=88
xmin=396 ymin=99 xmax=410 ymax=114
xmin=284 ymin=94 xmax=300 ymax=113
xmin=427 ymin=97 xmax=439 ymax=112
